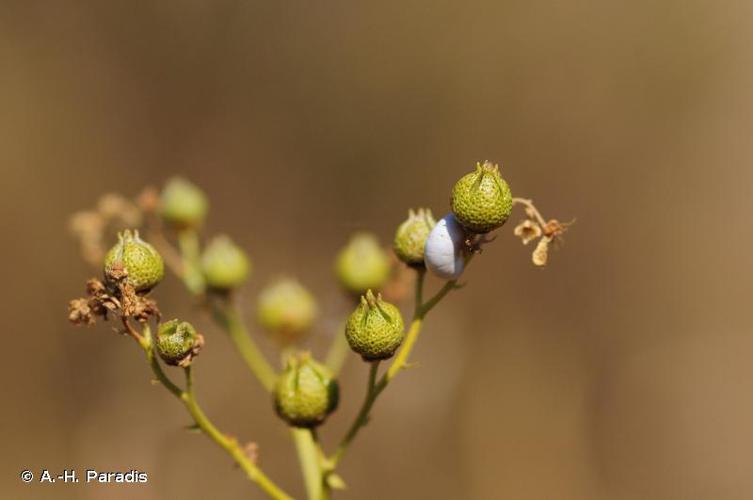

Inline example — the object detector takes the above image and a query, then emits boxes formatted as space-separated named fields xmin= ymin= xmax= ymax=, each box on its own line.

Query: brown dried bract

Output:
xmin=68 ymin=298 xmax=95 ymax=326
xmin=118 ymin=281 xmax=160 ymax=322
xmin=543 ymin=219 xmax=567 ymax=239
xmin=68 ymin=278 xmax=119 ymax=326
xmin=68 ymin=276 xmax=160 ymax=330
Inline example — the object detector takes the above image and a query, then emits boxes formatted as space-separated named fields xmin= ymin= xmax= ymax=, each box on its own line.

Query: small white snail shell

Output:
xmin=424 ymin=213 xmax=466 ymax=280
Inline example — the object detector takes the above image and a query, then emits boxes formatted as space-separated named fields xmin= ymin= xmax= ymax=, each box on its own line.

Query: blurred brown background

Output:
xmin=1 ymin=1 xmax=752 ymax=499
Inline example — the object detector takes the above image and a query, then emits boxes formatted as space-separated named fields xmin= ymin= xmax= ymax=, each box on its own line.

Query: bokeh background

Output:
xmin=2 ymin=1 xmax=752 ymax=499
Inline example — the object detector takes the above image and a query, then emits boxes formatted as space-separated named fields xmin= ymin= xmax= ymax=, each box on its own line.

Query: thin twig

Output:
xmin=181 ymin=366 xmax=292 ymax=500
xmin=330 ymin=360 xmax=381 ymax=467
xmin=134 ymin=321 xmax=291 ymax=499
xmin=512 ymin=197 xmax=548 ymax=227
xmin=210 ymin=295 xmax=278 ymax=392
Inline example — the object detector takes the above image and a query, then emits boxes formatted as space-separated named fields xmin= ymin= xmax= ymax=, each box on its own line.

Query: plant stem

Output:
xmin=133 ymin=323 xmax=182 ymax=397
xmin=182 ymin=367 xmax=293 ymax=500
xmin=137 ymin=323 xmax=292 ymax=499
xmin=145 ymin=227 xmax=185 ymax=279
xmin=382 ymin=317 xmax=424 ymax=385
xmin=512 ymin=197 xmax=548 ymax=228
xmin=330 ymin=360 xmax=381 ymax=467
xmin=177 ymin=229 xmax=205 ymax=294
xmin=417 ymin=278 xmax=457 ymax=319
xmin=292 ymin=428 xmax=325 ymax=500
xmin=413 ymin=267 xmax=426 ymax=318
xmin=325 ymin=294 xmax=361 ymax=376
xmin=211 ymin=297 xmax=278 ymax=392
xmin=147 ymin=346 xmax=183 ymax=398
xmin=324 ymin=329 xmax=350 ymax=376
xmin=329 ymin=268 xmax=461 ymax=468
xmin=145 ymin=226 xmax=295 ymax=497
xmin=207 ymin=297 xmax=324 ymax=499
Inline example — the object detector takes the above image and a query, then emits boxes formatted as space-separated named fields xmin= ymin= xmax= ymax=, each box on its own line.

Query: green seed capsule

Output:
xmin=393 ymin=208 xmax=436 ymax=267
xmin=274 ymin=353 xmax=339 ymax=428
xmin=159 ymin=177 xmax=209 ymax=229
xmin=257 ymin=278 xmax=318 ymax=344
xmin=335 ymin=233 xmax=390 ymax=295
xmin=104 ymin=230 xmax=165 ymax=292
xmin=345 ymin=290 xmax=404 ymax=361
xmin=450 ymin=161 xmax=513 ymax=233
xmin=200 ymin=235 xmax=251 ymax=290
xmin=156 ymin=319 xmax=203 ymax=367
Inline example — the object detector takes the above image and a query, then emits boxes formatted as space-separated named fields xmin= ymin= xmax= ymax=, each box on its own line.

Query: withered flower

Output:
xmin=513 ymin=220 xmax=542 ymax=245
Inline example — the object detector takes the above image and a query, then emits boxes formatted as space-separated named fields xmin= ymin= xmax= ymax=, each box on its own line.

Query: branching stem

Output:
xmin=512 ymin=197 xmax=548 ymax=227
xmin=293 ymin=428 xmax=326 ymax=500
xmin=133 ymin=322 xmax=291 ymax=499
xmin=328 ymin=266 xmax=463 ymax=472
xmin=331 ymin=360 xmax=381 ymax=467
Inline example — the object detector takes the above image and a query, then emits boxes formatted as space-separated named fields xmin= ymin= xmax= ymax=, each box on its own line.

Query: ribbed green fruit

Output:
xmin=257 ymin=278 xmax=318 ymax=343
xmin=159 ymin=177 xmax=208 ymax=229
xmin=200 ymin=235 xmax=250 ymax=290
xmin=345 ymin=290 xmax=404 ymax=361
xmin=156 ymin=319 xmax=201 ymax=366
xmin=274 ymin=353 xmax=339 ymax=428
xmin=393 ymin=208 xmax=436 ymax=267
xmin=104 ymin=230 xmax=165 ymax=292
xmin=450 ymin=161 xmax=513 ymax=233
xmin=335 ymin=233 xmax=390 ymax=295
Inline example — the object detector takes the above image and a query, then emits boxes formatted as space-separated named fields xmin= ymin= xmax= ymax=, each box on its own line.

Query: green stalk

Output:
xmin=292 ymin=428 xmax=325 ymax=500
xmin=182 ymin=367 xmax=292 ymax=500
xmin=211 ymin=298 xmax=278 ymax=392
xmin=330 ymin=360 xmax=381 ymax=467
xmin=177 ymin=229 xmax=205 ymax=295
xmin=138 ymin=324 xmax=292 ymax=500
xmin=324 ymin=332 xmax=350 ymax=376
xmin=328 ymin=266 xmax=462 ymax=469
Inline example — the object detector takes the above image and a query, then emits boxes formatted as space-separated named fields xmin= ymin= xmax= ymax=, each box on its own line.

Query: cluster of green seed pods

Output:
xmin=98 ymin=163 xmax=514 ymax=431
